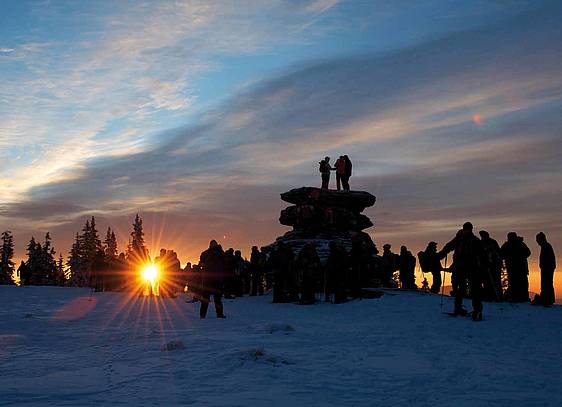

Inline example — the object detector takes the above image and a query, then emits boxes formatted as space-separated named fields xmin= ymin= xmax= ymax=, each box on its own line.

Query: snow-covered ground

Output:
xmin=1 ymin=286 xmax=561 ymax=407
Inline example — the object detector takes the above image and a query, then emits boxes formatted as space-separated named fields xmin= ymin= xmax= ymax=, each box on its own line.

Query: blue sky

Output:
xmin=1 ymin=1 xmax=561 ymax=286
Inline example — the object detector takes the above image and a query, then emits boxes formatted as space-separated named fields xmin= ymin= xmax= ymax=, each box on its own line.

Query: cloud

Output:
xmin=2 ymin=1 xmax=562 ymax=268
xmin=0 ymin=48 xmax=15 ymax=54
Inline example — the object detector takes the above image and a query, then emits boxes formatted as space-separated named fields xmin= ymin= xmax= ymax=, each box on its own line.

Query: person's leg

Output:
xmin=199 ymin=292 xmax=210 ymax=318
xmin=258 ymin=273 xmax=264 ymax=295
xmin=336 ymin=174 xmax=341 ymax=191
xmin=454 ymin=269 xmax=467 ymax=314
xmin=343 ymin=176 xmax=350 ymax=191
xmin=470 ymin=271 xmax=483 ymax=313
xmin=214 ymin=293 xmax=225 ymax=317
xmin=250 ymin=272 xmax=256 ymax=296
xmin=431 ymin=271 xmax=441 ymax=293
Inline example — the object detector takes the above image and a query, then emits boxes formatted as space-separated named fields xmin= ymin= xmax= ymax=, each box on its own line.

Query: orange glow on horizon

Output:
xmin=473 ymin=113 xmax=483 ymax=125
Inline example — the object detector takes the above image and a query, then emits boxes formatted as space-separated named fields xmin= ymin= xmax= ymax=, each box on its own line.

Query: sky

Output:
xmin=1 ymin=0 xmax=561 ymax=292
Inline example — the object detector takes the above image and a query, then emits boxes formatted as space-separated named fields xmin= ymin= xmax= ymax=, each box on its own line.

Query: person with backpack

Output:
xmin=438 ymin=222 xmax=485 ymax=321
xmin=319 ymin=157 xmax=334 ymax=189
xmin=418 ymin=241 xmax=443 ymax=293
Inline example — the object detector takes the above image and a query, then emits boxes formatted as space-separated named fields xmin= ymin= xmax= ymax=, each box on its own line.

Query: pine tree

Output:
xmin=104 ymin=227 xmax=118 ymax=260
xmin=0 ymin=230 xmax=15 ymax=284
xmin=55 ymin=253 xmax=66 ymax=286
xmin=69 ymin=217 xmax=104 ymax=287
xmin=40 ymin=232 xmax=57 ymax=285
xmin=127 ymin=214 xmax=148 ymax=264
xmin=25 ymin=237 xmax=40 ymax=285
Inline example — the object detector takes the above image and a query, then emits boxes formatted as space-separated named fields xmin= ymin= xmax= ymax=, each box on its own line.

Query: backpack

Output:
xmin=319 ymin=161 xmax=327 ymax=173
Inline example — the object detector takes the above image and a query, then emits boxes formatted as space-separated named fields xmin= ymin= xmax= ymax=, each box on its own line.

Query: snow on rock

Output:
xmin=1 ymin=285 xmax=562 ymax=406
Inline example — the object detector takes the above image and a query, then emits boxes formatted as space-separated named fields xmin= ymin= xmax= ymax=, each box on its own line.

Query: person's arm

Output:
xmin=438 ymin=237 xmax=456 ymax=259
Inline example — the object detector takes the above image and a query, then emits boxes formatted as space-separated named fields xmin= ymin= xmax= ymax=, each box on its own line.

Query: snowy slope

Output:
xmin=1 ymin=286 xmax=561 ymax=407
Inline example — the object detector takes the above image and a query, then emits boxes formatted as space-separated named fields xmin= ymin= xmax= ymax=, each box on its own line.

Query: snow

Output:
xmin=1 ymin=286 xmax=561 ymax=406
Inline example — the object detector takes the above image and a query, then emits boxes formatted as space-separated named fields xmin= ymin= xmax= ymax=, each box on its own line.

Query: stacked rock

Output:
xmin=267 ymin=187 xmax=377 ymax=261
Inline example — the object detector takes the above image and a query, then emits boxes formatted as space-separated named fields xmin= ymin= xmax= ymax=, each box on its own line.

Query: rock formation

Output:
xmin=266 ymin=187 xmax=378 ymax=262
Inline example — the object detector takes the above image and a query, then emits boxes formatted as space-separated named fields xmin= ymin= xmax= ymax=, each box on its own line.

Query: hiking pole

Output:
xmin=440 ymin=254 xmax=448 ymax=312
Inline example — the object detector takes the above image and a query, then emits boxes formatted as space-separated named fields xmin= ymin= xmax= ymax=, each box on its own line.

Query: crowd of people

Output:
xmin=412 ymin=223 xmax=556 ymax=320
xmin=85 ymin=224 xmax=556 ymax=322
xmin=144 ymin=220 xmax=557 ymax=321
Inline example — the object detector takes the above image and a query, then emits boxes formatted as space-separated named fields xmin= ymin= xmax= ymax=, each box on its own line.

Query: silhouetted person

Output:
xmin=319 ymin=156 xmax=334 ymax=189
xmin=250 ymin=246 xmax=265 ymax=296
xmin=168 ymin=250 xmax=183 ymax=296
xmin=223 ymin=248 xmax=236 ymax=299
xmin=418 ymin=241 xmax=443 ymax=293
xmin=381 ymin=244 xmax=398 ymax=287
xmin=349 ymin=237 xmax=369 ymax=297
xmin=233 ymin=250 xmax=245 ymax=297
xmin=296 ymin=243 xmax=321 ymax=304
xmin=188 ymin=263 xmax=202 ymax=302
xmin=326 ymin=241 xmax=349 ymax=303
xmin=199 ymin=240 xmax=226 ymax=318
xmin=439 ymin=222 xmax=484 ymax=320
xmin=335 ymin=156 xmax=346 ymax=191
xmin=501 ymin=232 xmax=531 ymax=303
xmin=270 ymin=242 xmax=295 ymax=303
xmin=154 ymin=249 xmax=170 ymax=297
xmin=343 ymin=155 xmax=352 ymax=191
xmin=398 ymin=246 xmax=416 ymax=289
xmin=533 ymin=232 xmax=556 ymax=306
xmin=479 ymin=231 xmax=503 ymax=302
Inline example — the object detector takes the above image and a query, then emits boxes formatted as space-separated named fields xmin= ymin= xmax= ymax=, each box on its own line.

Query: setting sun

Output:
xmin=141 ymin=264 xmax=158 ymax=282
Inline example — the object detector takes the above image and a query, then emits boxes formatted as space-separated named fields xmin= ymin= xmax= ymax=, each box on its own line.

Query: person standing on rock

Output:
xmin=343 ymin=155 xmax=352 ymax=191
xmin=335 ymin=156 xmax=346 ymax=191
xmin=199 ymin=240 xmax=226 ymax=319
xmin=533 ymin=232 xmax=556 ymax=306
xmin=319 ymin=156 xmax=335 ymax=189
xmin=439 ymin=222 xmax=484 ymax=320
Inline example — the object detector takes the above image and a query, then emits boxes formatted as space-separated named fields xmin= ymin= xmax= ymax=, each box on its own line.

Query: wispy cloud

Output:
xmin=2 ymin=1 xmax=561 ymax=267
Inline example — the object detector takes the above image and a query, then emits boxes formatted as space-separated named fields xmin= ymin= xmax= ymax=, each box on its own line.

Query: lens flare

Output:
xmin=142 ymin=264 xmax=158 ymax=282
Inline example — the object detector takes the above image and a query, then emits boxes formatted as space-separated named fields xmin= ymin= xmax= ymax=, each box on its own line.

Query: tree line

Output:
xmin=0 ymin=214 xmax=148 ymax=287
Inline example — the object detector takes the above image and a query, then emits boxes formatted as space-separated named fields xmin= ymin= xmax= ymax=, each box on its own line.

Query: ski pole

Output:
xmin=440 ymin=254 xmax=448 ymax=312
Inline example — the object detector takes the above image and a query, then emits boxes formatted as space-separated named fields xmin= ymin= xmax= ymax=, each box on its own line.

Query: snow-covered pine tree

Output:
xmin=0 ymin=230 xmax=15 ymax=284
